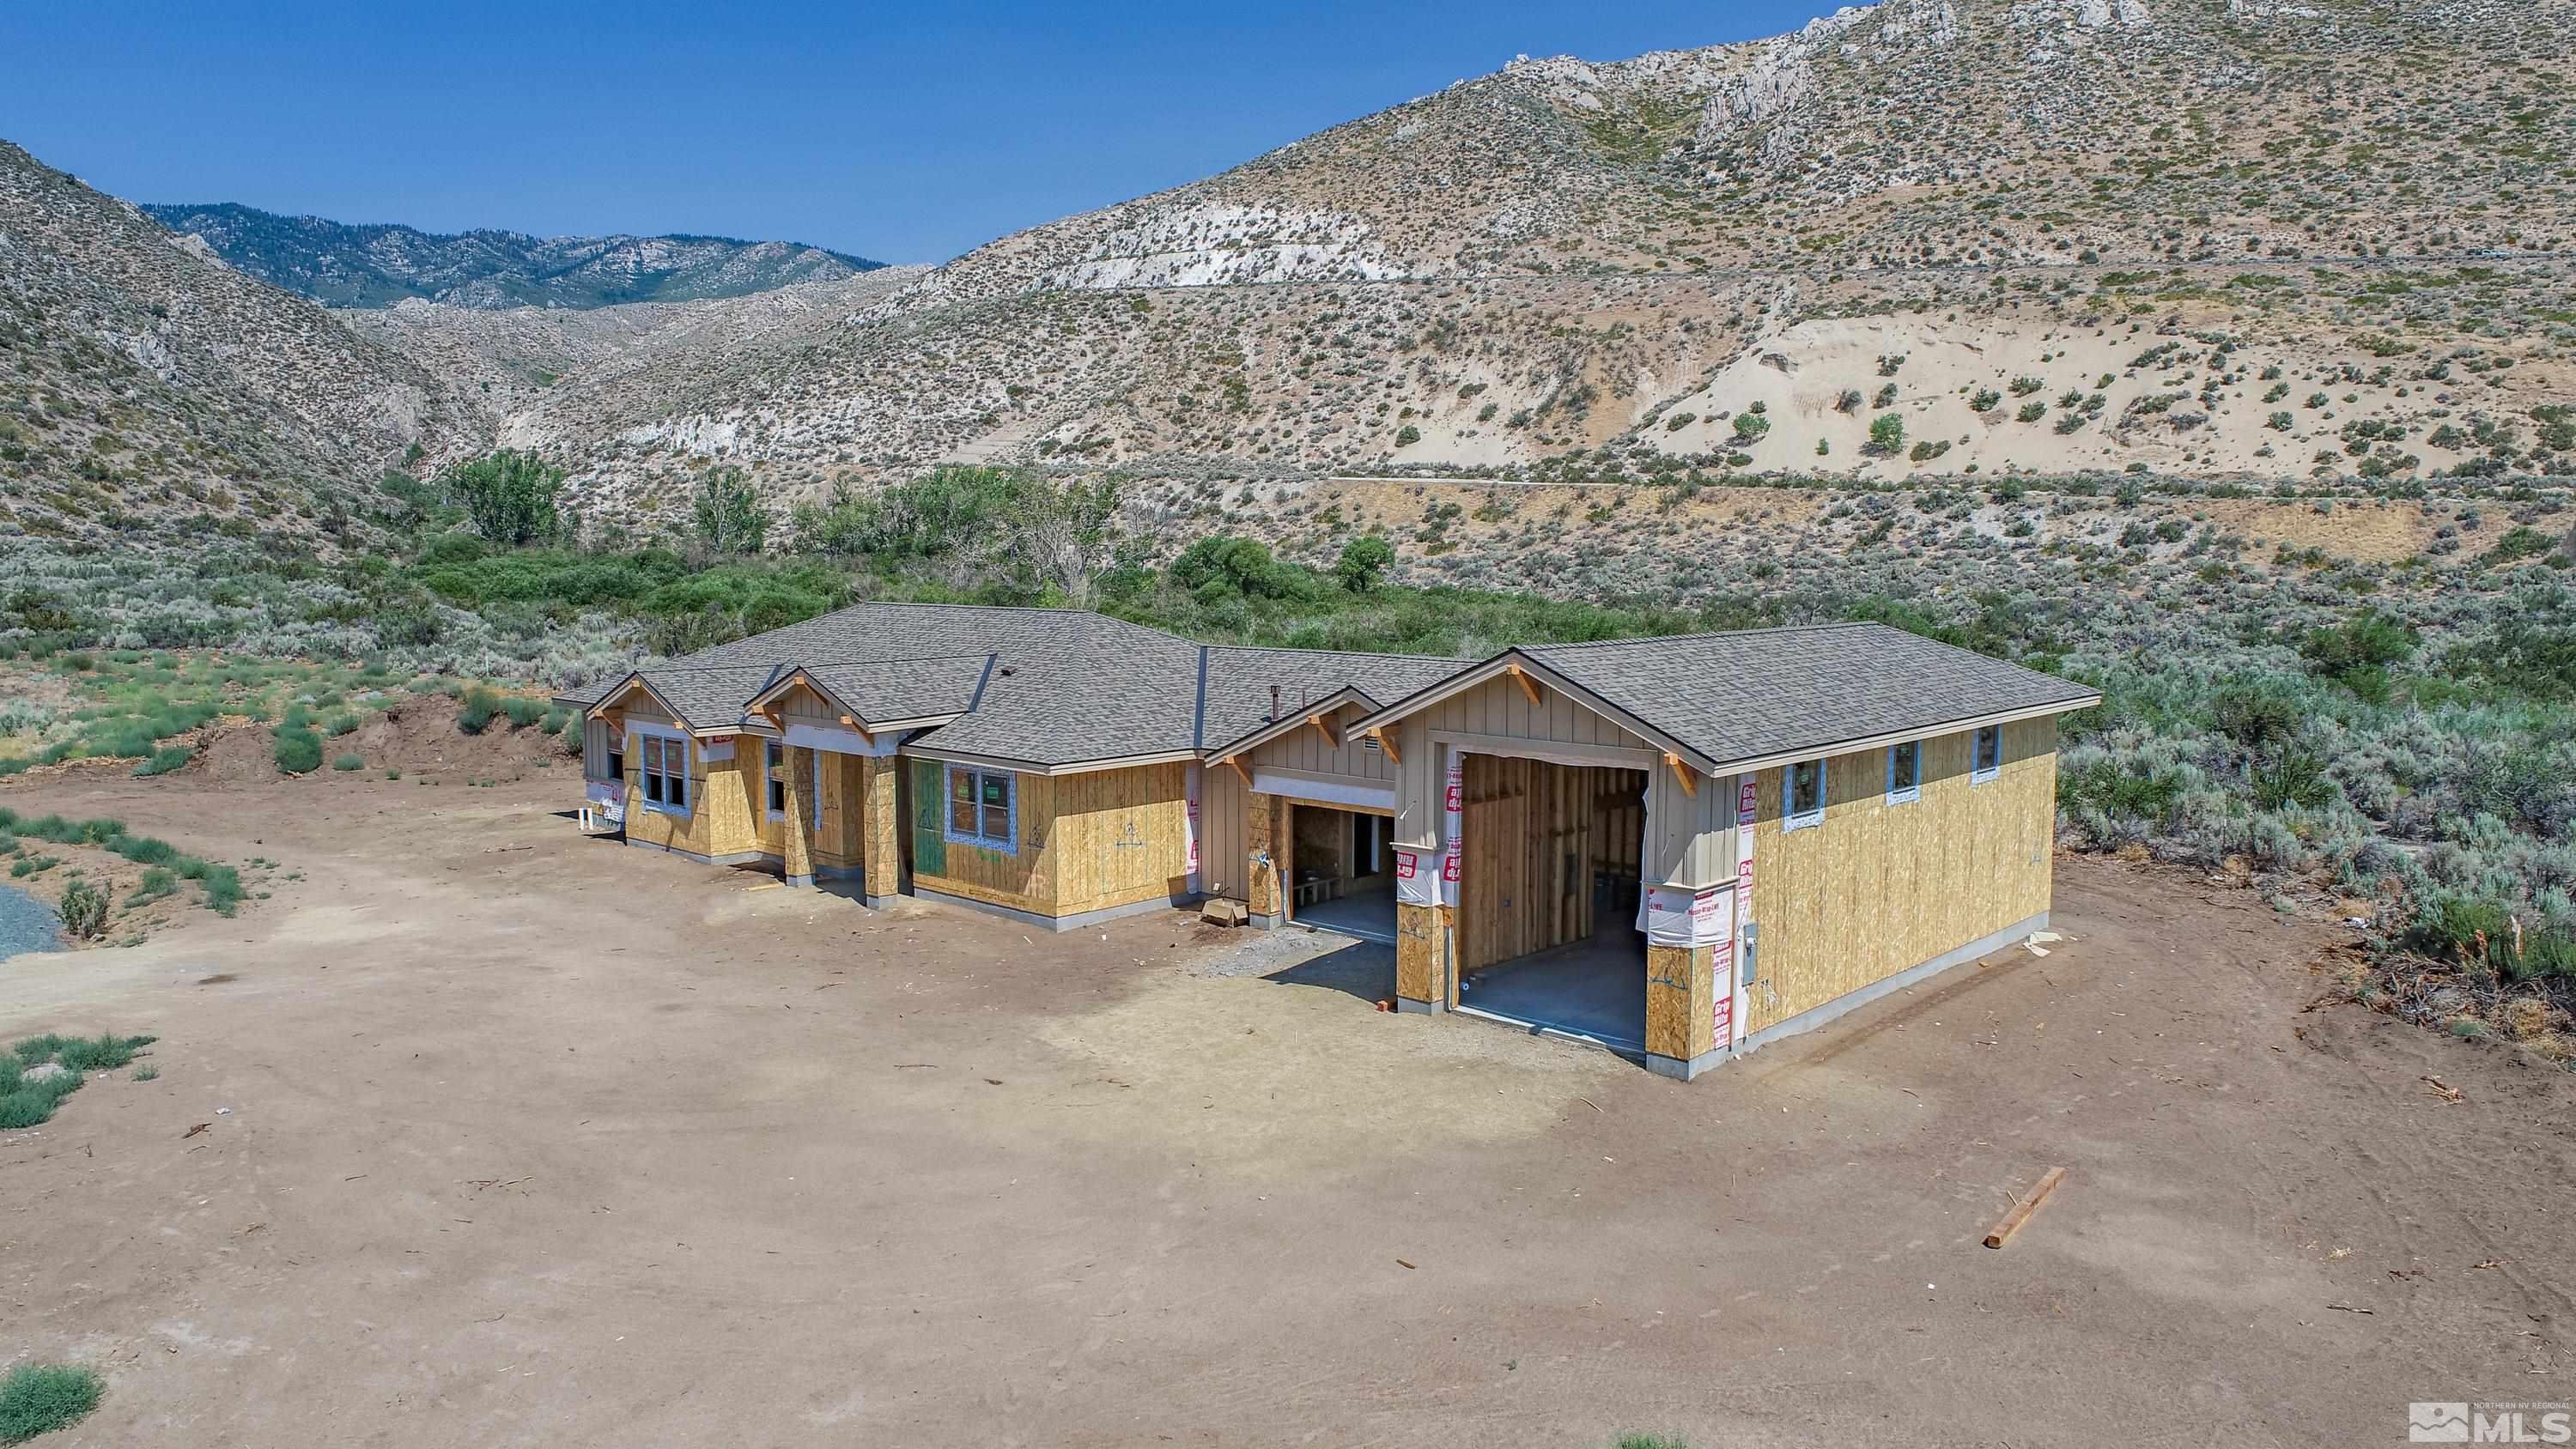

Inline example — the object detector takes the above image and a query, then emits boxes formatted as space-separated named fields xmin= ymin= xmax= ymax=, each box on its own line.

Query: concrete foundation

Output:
xmin=912 ymin=885 xmax=1199 ymax=934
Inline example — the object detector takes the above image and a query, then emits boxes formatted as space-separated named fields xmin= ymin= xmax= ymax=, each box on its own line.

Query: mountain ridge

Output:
xmin=142 ymin=201 xmax=886 ymax=310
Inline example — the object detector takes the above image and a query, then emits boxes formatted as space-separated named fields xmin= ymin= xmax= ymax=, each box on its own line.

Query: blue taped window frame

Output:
xmin=943 ymin=764 xmax=1018 ymax=853
xmin=1782 ymin=757 xmax=1826 ymax=832
xmin=1885 ymin=740 xmax=1922 ymax=805
xmin=631 ymin=724 xmax=693 ymax=818
xmin=1971 ymin=724 xmax=2002 ymax=785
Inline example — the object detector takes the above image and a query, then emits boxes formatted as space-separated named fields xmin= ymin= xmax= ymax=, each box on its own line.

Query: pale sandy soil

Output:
xmin=2 ymin=772 xmax=2569 ymax=1447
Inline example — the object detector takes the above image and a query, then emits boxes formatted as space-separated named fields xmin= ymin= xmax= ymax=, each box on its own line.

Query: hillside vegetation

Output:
xmin=0 ymin=142 xmax=487 ymax=548
xmin=447 ymin=0 xmax=2576 ymax=518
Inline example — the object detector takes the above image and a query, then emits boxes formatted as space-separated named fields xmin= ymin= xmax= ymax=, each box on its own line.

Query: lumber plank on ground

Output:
xmin=1983 ymin=1166 xmax=2066 ymax=1249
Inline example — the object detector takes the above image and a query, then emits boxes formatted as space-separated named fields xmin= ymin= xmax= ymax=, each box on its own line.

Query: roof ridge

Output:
xmin=1203 ymin=644 xmax=1463 ymax=664
xmin=798 ymin=651 xmax=998 ymax=667
xmin=1522 ymin=621 xmax=1885 ymax=653
xmin=640 ymin=660 xmax=798 ymax=675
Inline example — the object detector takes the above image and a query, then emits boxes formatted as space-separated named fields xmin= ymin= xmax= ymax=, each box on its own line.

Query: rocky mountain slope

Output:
xmin=143 ymin=202 xmax=884 ymax=309
xmin=0 ymin=142 xmax=486 ymax=549
xmin=470 ymin=0 xmax=2573 ymax=528
xmin=337 ymin=265 xmax=928 ymax=430
xmin=9 ymin=0 xmax=2575 ymax=555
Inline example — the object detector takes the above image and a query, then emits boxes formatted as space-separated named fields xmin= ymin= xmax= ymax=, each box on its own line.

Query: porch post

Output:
xmin=1395 ymin=902 xmax=1450 ymax=1013
xmin=859 ymin=754 xmax=902 ymax=907
xmin=1245 ymin=789 xmax=1280 ymax=927
xmin=781 ymin=743 xmax=816 ymax=888
xmin=1645 ymin=943 xmax=1718 ymax=1080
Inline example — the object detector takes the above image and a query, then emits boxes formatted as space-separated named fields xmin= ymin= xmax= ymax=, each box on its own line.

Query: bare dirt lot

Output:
xmin=3 ymin=772 xmax=2571 ymax=1447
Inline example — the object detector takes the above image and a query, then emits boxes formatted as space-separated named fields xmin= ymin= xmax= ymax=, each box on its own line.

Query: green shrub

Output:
xmin=457 ymin=685 xmax=501 ymax=734
xmin=501 ymin=695 xmax=546 ymax=729
xmin=197 ymin=864 xmax=244 ymax=916
xmin=2059 ymin=757 xmax=2186 ymax=825
xmin=132 ymin=743 xmax=192 ymax=777
xmin=55 ymin=880 xmax=107 ymax=939
xmin=2407 ymin=894 xmax=2512 ymax=967
xmin=2508 ymin=929 xmax=2576 ymax=983
xmin=52 ymin=1032 xmax=152 ymax=1072
xmin=125 ymin=865 xmax=176 ymax=907
xmin=2248 ymin=747 xmax=2336 ymax=811
xmin=2208 ymin=682 xmax=2304 ymax=749
xmin=0 ymin=1362 xmax=101 ymax=1442
xmin=272 ymin=721 xmax=323 ymax=774
xmin=2297 ymin=611 xmax=2417 ymax=682
xmin=331 ymin=753 xmax=365 ymax=772
xmin=440 ymin=450 xmax=562 ymax=545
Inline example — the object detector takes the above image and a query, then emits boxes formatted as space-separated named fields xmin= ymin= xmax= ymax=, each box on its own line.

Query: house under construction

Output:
xmin=560 ymin=603 xmax=2097 ymax=1078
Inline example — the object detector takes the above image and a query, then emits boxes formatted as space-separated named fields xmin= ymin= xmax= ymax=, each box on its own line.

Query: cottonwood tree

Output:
xmin=693 ymin=465 xmax=770 ymax=555
xmin=440 ymin=450 xmax=561 ymax=545
xmin=1008 ymin=471 xmax=1122 ymax=607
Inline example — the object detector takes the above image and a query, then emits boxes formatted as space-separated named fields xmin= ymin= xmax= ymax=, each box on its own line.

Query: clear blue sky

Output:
xmin=0 ymin=1 xmax=1820 ymax=263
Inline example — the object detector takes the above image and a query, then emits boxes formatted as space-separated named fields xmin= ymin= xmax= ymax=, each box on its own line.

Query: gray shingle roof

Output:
xmin=629 ymin=663 xmax=791 ymax=731
xmin=799 ymin=654 xmax=993 ymax=724
xmin=573 ymin=605 xmax=2093 ymax=773
xmin=1198 ymin=646 xmax=1463 ymax=752
xmin=1517 ymin=623 xmax=2099 ymax=768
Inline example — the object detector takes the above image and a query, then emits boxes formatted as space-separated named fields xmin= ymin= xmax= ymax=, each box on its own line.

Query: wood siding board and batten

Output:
xmin=1201 ymin=749 xmax=1250 ymax=903
xmin=1349 ymin=652 xmax=1720 ymax=776
xmin=1204 ymin=685 xmax=1384 ymax=763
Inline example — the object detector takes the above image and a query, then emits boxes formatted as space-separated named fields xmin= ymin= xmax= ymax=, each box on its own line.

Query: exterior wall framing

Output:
xmin=1738 ymin=717 xmax=2057 ymax=1037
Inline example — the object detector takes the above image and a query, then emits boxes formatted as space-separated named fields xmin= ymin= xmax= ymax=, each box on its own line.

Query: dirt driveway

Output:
xmin=3 ymin=772 xmax=2570 ymax=1447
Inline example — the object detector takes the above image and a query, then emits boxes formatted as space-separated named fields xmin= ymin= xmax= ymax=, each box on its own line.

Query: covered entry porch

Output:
xmin=1249 ymin=777 xmax=1400 ymax=946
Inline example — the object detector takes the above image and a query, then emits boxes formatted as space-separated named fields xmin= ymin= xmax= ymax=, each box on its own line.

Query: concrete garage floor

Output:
xmin=3 ymin=769 xmax=2572 ymax=1447
xmin=1289 ymin=888 xmax=1396 ymax=943
xmin=1457 ymin=937 xmax=1649 ymax=1052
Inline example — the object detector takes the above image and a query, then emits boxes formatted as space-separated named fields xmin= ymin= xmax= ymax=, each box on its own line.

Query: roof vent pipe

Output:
xmin=1270 ymin=684 xmax=1282 ymax=722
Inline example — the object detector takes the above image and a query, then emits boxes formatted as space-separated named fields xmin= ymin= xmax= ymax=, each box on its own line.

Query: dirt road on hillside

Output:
xmin=3 ymin=772 xmax=2569 ymax=1447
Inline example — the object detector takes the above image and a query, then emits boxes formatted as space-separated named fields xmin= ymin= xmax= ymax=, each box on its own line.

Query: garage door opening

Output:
xmin=1453 ymin=758 xmax=1649 ymax=1052
xmin=1282 ymin=801 xmax=1398 ymax=945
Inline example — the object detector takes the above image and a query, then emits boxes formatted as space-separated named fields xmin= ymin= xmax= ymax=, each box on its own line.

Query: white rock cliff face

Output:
xmin=1036 ymin=204 xmax=1405 ymax=289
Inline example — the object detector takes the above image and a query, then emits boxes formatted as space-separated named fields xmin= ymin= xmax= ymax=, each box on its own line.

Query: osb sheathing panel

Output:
xmin=779 ymin=746 xmax=814 ymax=879
xmin=1048 ymin=762 xmax=1194 ymax=915
xmin=1743 ymin=717 xmax=2058 ymax=1034
xmin=1244 ymin=789 xmax=1280 ymax=917
xmin=860 ymin=755 xmax=901 ymax=897
xmin=1397 ymin=902 xmax=1449 ymax=1005
xmin=913 ymin=766 xmax=1056 ymax=912
xmin=617 ymin=724 xmax=763 ymax=862
xmin=806 ymin=749 xmax=865 ymax=870
xmin=907 ymin=762 xmax=1192 ymax=919
xmin=1644 ymin=943 xmax=1714 ymax=1061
